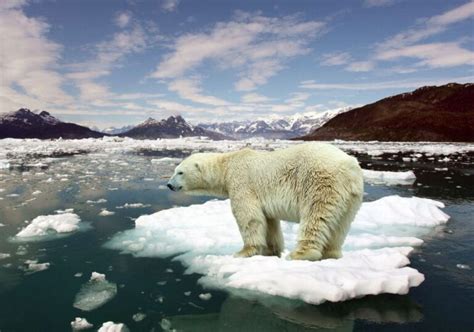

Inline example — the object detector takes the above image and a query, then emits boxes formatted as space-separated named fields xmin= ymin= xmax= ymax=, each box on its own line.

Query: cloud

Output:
xmin=114 ymin=11 xmax=132 ymax=28
xmin=345 ymin=61 xmax=375 ymax=72
xmin=241 ymin=93 xmax=271 ymax=103
xmin=162 ymin=0 xmax=180 ymax=12
xmin=151 ymin=12 xmax=325 ymax=91
xmin=0 ymin=1 xmax=73 ymax=112
xmin=376 ymin=1 xmax=474 ymax=52
xmin=168 ymin=78 xmax=230 ymax=106
xmin=67 ymin=24 xmax=148 ymax=104
xmin=364 ymin=0 xmax=396 ymax=8
xmin=300 ymin=76 xmax=474 ymax=90
xmin=320 ymin=52 xmax=351 ymax=66
xmin=376 ymin=42 xmax=474 ymax=68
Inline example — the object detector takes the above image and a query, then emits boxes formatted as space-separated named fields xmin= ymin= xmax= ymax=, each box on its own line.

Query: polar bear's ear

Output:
xmin=194 ymin=162 xmax=200 ymax=171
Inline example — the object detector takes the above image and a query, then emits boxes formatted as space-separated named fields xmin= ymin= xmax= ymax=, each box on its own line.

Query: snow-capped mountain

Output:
xmin=102 ymin=125 xmax=135 ymax=135
xmin=199 ymin=107 xmax=351 ymax=139
xmin=121 ymin=115 xmax=230 ymax=140
xmin=0 ymin=108 xmax=105 ymax=139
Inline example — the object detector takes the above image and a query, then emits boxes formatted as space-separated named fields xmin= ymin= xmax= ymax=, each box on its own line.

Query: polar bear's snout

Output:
xmin=167 ymin=177 xmax=183 ymax=191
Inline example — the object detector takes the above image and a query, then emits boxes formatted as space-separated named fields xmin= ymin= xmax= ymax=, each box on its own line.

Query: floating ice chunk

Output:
xmin=73 ymin=272 xmax=117 ymax=311
xmin=87 ymin=198 xmax=107 ymax=204
xmin=15 ymin=211 xmax=83 ymax=240
xmin=116 ymin=203 xmax=151 ymax=209
xmin=99 ymin=209 xmax=115 ymax=216
xmin=105 ymin=195 xmax=449 ymax=304
xmin=32 ymin=190 xmax=42 ymax=195
xmin=160 ymin=318 xmax=174 ymax=331
xmin=456 ymin=264 xmax=471 ymax=270
xmin=24 ymin=260 xmax=50 ymax=273
xmin=0 ymin=253 xmax=11 ymax=260
xmin=98 ymin=321 xmax=128 ymax=332
xmin=151 ymin=157 xmax=182 ymax=164
xmin=71 ymin=317 xmax=93 ymax=330
xmin=132 ymin=312 xmax=146 ymax=322
xmin=199 ymin=293 xmax=212 ymax=301
xmin=362 ymin=169 xmax=416 ymax=185
xmin=0 ymin=160 xmax=10 ymax=169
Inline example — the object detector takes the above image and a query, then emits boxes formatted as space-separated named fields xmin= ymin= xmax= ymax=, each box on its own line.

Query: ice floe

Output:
xmin=23 ymin=260 xmax=50 ymax=273
xmin=14 ymin=210 xmax=89 ymax=241
xmin=98 ymin=321 xmax=128 ymax=332
xmin=71 ymin=317 xmax=93 ymax=330
xmin=99 ymin=209 xmax=115 ymax=216
xmin=105 ymin=195 xmax=449 ymax=304
xmin=73 ymin=272 xmax=117 ymax=311
xmin=116 ymin=203 xmax=151 ymax=209
xmin=362 ymin=169 xmax=416 ymax=185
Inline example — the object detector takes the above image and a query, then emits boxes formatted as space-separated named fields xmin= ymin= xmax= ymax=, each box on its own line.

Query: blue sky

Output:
xmin=1 ymin=0 xmax=473 ymax=128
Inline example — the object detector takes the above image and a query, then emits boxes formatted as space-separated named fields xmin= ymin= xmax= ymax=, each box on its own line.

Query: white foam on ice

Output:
xmin=98 ymin=322 xmax=129 ymax=332
xmin=73 ymin=272 xmax=117 ymax=311
xmin=71 ymin=317 xmax=93 ymax=330
xmin=105 ymin=195 xmax=449 ymax=305
xmin=13 ymin=210 xmax=90 ymax=242
xmin=362 ymin=169 xmax=416 ymax=185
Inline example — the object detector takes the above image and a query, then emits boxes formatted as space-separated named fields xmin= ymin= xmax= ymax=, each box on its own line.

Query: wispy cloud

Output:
xmin=114 ymin=11 xmax=132 ymax=28
xmin=345 ymin=61 xmax=375 ymax=72
xmin=300 ymin=76 xmax=474 ymax=90
xmin=162 ymin=0 xmax=180 ymax=12
xmin=151 ymin=12 xmax=325 ymax=92
xmin=372 ymin=1 xmax=474 ymax=69
xmin=363 ymin=0 xmax=397 ymax=8
xmin=320 ymin=52 xmax=351 ymax=66
xmin=0 ymin=0 xmax=73 ymax=111
xmin=168 ymin=78 xmax=230 ymax=106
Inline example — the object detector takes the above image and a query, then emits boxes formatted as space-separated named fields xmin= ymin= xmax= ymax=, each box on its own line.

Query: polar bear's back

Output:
xmin=227 ymin=142 xmax=362 ymax=222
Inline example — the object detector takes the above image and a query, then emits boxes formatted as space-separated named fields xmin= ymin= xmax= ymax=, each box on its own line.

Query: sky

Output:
xmin=1 ymin=0 xmax=473 ymax=128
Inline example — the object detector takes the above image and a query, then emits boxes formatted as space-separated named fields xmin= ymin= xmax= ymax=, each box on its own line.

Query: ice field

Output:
xmin=0 ymin=137 xmax=473 ymax=331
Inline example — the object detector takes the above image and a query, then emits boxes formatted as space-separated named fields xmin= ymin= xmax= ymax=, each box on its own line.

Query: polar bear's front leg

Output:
xmin=230 ymin=197 xmax=268 ymax=258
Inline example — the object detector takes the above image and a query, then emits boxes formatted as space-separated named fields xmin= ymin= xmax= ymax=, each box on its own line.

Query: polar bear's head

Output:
xmin=167 ymin=153 xmax=224 ymax=196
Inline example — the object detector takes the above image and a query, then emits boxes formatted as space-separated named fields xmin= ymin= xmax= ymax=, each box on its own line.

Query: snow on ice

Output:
xmin=98 ymin=321 xmax=129 ymax=332
xmin=14 ymin=210 xmax=87 ymax=241
xmin=105 ymin=195 xmax=449 ymax=305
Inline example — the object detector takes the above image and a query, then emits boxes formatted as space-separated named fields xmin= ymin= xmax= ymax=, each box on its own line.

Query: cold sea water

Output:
xmin=0 ymin=139 xmax=472 ymax=331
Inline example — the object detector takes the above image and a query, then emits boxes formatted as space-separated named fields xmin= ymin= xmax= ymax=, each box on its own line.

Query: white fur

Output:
xmin=168 ymin=143 xmax=364 ymax=261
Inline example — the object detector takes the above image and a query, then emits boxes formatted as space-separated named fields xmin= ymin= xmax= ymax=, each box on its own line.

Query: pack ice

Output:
xmin=106 ymin=195 xmax=449 ymax=304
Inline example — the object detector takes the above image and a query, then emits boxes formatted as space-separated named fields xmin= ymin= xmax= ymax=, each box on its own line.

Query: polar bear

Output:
xmin=167 ymin=143 xmax=364 ymax=261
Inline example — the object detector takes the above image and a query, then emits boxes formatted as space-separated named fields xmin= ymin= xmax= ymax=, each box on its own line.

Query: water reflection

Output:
xmin=167 ymin=294 xmax=422 ymax=331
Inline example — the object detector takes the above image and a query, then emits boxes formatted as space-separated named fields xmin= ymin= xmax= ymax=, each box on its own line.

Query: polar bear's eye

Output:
xmin=177 ymin=171 xmax=184 ymax=175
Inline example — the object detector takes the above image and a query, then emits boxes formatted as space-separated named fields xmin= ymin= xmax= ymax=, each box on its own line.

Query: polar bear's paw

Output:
xmin=289 ymin=248 xmax=323 ymax=261
xmin=233 ymin=245 xmax=265 ymax=258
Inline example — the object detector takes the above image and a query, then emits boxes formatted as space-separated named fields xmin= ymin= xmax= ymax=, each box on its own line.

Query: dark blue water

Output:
xmin=0 ymin=149 xmax=472 ymax=331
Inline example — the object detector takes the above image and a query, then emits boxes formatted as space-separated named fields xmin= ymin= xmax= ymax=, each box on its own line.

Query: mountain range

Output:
xmin=2 ymin=83 xmax=472 ymax=141
xmin=198 ymin=108 xmax=351 ymax=139
xmin=0 ymin=108 xmax=104 ymax=139
xmin=120 ymin=115 xmax=230 ymax=140
xmin=300 ymin=83 xmax=474 ymax=142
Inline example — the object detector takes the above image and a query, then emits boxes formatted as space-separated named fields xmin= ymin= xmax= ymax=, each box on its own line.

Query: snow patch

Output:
xmin=105 ymin=195 xmax=449 ymax=304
